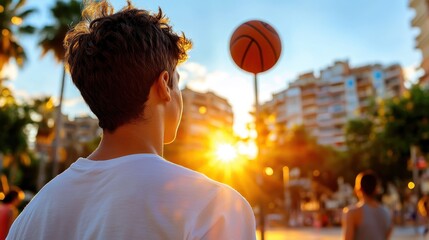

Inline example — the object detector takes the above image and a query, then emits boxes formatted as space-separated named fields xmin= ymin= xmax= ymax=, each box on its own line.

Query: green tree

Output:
xmin=0 ymin=95 xmax=33 ymax=185
xmin=381 ymin=85 xmax=429 ymax=182
xmin=264 ymin=125 xmax=337 ymax=178
xmin=344 ymin=85 xmax=429 ymax=185
xmin=383 ymin=85 xmax=429 ymax=154
xmin=33 ymin=97 xmax=55 ymax=138
xmin=343 ymin=118 xmax=374 ymax=180
xmin=38 ymin=0 xmax=82 ymax=176
xmin=0 ymin=0 xmax=36 ymax=75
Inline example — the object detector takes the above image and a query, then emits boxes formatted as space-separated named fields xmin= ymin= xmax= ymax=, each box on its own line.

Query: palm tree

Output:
xmin=0 ymin=95 xmax=33 ymax=185
xmin=0 ymin=0 xmax=36 ymax=79
xmin=32 ymin=97 xmax=55 ymax=189
xmin=38 ymin=0 xmax=81 ymax=177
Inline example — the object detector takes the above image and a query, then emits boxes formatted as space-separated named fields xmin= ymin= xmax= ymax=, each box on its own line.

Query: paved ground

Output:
xmin=256 ymin=226 xmax=429 ymax=240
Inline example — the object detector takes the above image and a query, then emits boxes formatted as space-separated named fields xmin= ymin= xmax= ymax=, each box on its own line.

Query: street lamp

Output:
xmin=283 ymin=166 xmax=290 ymax=226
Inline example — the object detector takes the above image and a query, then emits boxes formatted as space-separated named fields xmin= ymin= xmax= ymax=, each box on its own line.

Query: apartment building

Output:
xmin=289 ymin=72 xmax=318 ymax=137
xmin=63 ymin=116 xmax=101 ymax=151
xmin=165 ymin=87 xmax=234 ymax=165
xmin=410 ymin=0 xmax=429 ymax=87
xmin=61 ymin=115 xmax=100 ymax=166
xmin=261 ymin=61 xmax=405 ymax=149
xmin=36 ymin=114 xmax=101 ymax=166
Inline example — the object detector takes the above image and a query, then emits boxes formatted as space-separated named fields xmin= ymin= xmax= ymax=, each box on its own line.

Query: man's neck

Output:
xmin=359 ymin=195 xmax=379 ymax=206
xmin=88 ymin=122 xmax=164 ymax=161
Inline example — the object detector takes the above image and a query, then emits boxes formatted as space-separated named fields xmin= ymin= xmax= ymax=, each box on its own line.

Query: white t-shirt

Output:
xmin=7 ymin=154 xmax=256 ymax=240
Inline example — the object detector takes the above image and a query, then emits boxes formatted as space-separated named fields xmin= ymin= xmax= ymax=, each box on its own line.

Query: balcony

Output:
xmin=303 ymin=119 xmax=317 ymax=127
xmin=385 ymin=77 xmax=400 ymax=87
xmin=411 ymin=1 xmax=428 ymax=27
xmin=276 ymin=114 xmax=288 ymax=123
xmin=316 ymin=98 xmax=332 ymax=106
xmin=302 ymin=88 xmax=317 ymax=96
xmin=327 ymin=76 xmax=344 ymax=84
xmin=357 ymin=79 xmax=372 ymax=87
xmin=302 ymin=99 xmax=316 ymax=107
xmin=329 ymin=85 xmax=345 ymax=93
xmin=357 ymin=90 xmax=373 ymax=99
xmin=303 ymin=107 xmax=318 ymax=115
xmin=416 ymin=23 xmax=429 ymax=47
xmin=317 ymin=135 xmax=346 ymax=146
xmin=409 ymin=0 xmax=419 ymax=8
xmin=330 ymin=116 xmax=347 ymax=126
xmin=384 ymin=69 xmax=401 ymax=79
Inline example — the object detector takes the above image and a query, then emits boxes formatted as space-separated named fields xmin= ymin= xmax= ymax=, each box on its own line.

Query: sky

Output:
xmin=3 ymin=0 xmax=421 ymax=136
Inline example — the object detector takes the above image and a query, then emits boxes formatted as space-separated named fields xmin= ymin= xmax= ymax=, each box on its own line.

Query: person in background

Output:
xmin=6 ymin=1 xmax=256 ymax=239
xmin=418 ymin=195 xmax=429 ymax=235
xmin=342 ymin=170 xmax=393 ymax=240
xmin=0 ymin=188 xmax=23 ymax=240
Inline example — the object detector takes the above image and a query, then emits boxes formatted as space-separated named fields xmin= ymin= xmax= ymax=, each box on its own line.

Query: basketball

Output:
xmin=230 ymin=20 xmax=282 ymax=74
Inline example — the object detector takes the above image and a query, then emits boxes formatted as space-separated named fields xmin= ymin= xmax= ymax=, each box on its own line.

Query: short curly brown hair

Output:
xmin=64 ymin=0 xmax=192 ymax=132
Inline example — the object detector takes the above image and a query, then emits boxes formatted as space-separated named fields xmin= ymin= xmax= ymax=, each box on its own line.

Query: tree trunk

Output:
xmin=0 ymin=153 xmax=3 ymax=174
xmin=411 ymin=145 xmax=419 ymax=196
xmin=8 ymin=155 xmax=19 ymax=186
xmin=52 ymin=66 xmax=66 ymax=178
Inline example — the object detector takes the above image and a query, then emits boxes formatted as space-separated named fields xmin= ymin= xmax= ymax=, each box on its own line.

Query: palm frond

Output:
xmin=0 ymin=0 xmax=13 ymax=9
xmin=13 ymin=0 xmax=26 ymax=10
xmin=39 ymin=0 xmax=82 ymax=63
xmin=17 ymin=8 xmax=37 ymax=18
xmin=0 ymin=0 xmax=35 ymax=72
xmin=18 ymin=25 xmax=35 ymax=34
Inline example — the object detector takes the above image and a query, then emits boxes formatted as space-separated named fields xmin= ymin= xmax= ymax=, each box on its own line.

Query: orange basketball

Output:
xmin=230 ymin=20 xmax=282 ymax=74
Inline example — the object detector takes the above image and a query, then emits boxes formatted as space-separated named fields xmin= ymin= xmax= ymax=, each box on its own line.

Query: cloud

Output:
xmin=61 ymin=97 xmax=95 ymax=119
xmin=13 ymin=89 xmax=35 ymax=103
xmin=403 ymin=64 xmax=423 ymax=87
xmin=4 ymin=84 xmax=49 ymax=105
xmin=63 ymin=97 xmax=85 ymax=107
xmin=178 ymin=62 xmax=208 ymax=91
xmin=0 ymin=62 xmax=18 ymax=81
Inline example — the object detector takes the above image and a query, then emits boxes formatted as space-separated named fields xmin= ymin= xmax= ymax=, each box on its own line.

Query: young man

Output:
xmin=7 ymin=1 xmax=256 ymax=239
xmin=342 ymin=170 xmax=392 ymax=240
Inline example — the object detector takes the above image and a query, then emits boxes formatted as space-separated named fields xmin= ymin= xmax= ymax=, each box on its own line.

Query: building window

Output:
xmin=346 ymin=78 xmax=355 ymax=88
xmin=373 ymin=70 xmax=383 ymax=80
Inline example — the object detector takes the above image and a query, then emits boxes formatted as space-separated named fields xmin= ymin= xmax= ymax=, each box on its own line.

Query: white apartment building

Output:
xmin=261 ymin=61 xmax=405 ymax=149
xmin=410 ymin=0 xmax=429 ymax=87
xmin=165 ymin=87 xmax=234 ymax=163
xmin=62 ymin=115 xmax=101 ymax=149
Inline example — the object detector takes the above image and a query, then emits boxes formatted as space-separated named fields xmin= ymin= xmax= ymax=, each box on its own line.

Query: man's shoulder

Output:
xmin=158 ymin=158 xmax=251 ymax=207
xmin=164 ymin=161 xmax=242 ymax=197
xmin=343 ymin=203 xmax=361 ymax=215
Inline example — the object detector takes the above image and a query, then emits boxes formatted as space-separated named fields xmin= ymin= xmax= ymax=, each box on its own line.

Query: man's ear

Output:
xmin=156 ymin=70 xmax=171 ymax=102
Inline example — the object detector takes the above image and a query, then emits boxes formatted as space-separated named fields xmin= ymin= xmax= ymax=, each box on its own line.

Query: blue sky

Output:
xmin=4 ymin=0 xmax=421 ymax=135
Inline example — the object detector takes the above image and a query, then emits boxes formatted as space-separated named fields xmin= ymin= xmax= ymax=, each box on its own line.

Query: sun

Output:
xmin=215 ymin=143 xmax=237 ymax=163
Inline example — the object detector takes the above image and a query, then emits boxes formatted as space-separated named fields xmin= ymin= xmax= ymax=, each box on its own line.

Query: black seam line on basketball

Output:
xmin=230 ymin=35 xmax=255 ymax=47
xmin=241 ymin=39 xmax=264 ymax=72
xmin=244 ymin=22 xmax=278 ymax=59
xmin=231 ymin=35 xmax=265 ymax=70
xmin=261 ymin=22 xmax=277 ymax=35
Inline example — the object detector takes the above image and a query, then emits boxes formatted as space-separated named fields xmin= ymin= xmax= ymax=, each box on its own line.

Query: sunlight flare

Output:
xmin=215 ymin=143 xmax=237 ymax=163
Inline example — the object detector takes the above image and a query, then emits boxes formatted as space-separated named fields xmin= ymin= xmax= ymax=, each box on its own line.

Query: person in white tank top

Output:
xmin=342 ymin=170 xmax=393 ymax=240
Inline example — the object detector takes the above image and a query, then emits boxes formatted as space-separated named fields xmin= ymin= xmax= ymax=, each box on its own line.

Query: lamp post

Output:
xmin=252 ymin=73 xmax=266 ymax=239
xmin=283 ymin=166 xmax=290 ymax=226
xmin=52 ymin=68 xmax=66 ymax=177
xmin=229 ymin=20 xmax=282 ymax=240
